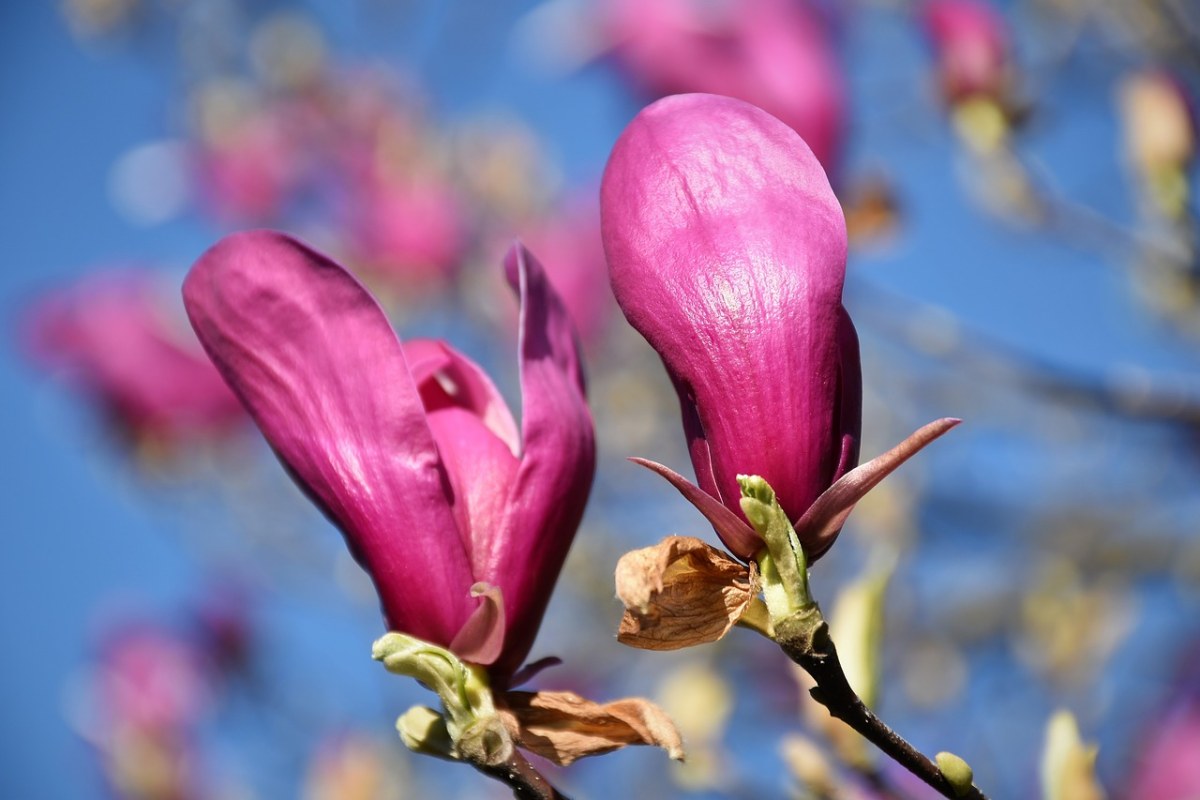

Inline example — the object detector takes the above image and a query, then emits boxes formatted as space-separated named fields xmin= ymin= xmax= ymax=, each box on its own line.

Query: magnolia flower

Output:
xmin=23 ymin=270 xmax=245 ymax=444
xmin=604 ymin=0 xmax=845 ymax=177
xmin=922 ymin=0 xmax=1011 ymax=108
xmin=183 ymin=231 xmax=594 ymax=684
xmin=71 ymin=622 xmax=216 ymax=800
xmin=602 ymin=94 xmax=956 ymax=564
xmin=92 ymin=625 xmax=212 ymax=736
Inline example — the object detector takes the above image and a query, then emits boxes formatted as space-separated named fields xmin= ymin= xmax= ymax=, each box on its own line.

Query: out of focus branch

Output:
xmin=849 ymin=278 xmax=1200 ymax=427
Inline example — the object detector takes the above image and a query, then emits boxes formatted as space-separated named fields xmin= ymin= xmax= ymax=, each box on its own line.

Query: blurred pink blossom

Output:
xmin=23 ymin=270 xmax=245 ymax=444
xmin=604 ymin=0 xmax=846 ymax=177
xmin=1128 ymin=664 xmax=1200 ymax=800
xmin=342 ymin=171 xmax=467 ymax=286
xmin=922 ymin=0 xmax=1011 ymax=107
xmin=193 ymin=113 xmax=304 ymax=223
xmin=95 ymin=626 xmax=211 ymax=735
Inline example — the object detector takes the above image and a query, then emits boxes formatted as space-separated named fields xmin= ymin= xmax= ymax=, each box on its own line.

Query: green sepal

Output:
xmin=738 ymin=475 xmax=812 ymax=620
xmin=372 ymin=633 xmax=513 ymax=766
xmin=397 ymin=706 xmax=456 ymax=760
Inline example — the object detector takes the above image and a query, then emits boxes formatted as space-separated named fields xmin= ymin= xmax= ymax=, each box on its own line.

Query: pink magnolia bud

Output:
xmin=602 ymin=94 xmax=861 ymax=561
xmin=923 ymin=0 xmax=1011 ymax=107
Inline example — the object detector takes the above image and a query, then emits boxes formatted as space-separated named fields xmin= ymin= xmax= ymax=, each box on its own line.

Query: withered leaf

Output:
xmin=500 ymin=689 xmax=685 ymax=766
xmin=615 ymin=535 xmax=757 ymax=651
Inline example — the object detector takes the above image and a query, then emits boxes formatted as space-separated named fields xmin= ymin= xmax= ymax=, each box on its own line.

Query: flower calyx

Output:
xmin=373 ymin=632 xmax=686 ymax=767
xmin=372 ymin=633 xmax=513 ymax=766
xmin=739 ymin=474 xmax=814 ymax=620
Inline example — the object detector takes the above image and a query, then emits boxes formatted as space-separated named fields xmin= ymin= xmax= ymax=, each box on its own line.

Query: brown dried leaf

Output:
xmin=500 ymin=690 xmax=685 ymax=766
xmin=615 ymin=535 xmax=757 ymax=651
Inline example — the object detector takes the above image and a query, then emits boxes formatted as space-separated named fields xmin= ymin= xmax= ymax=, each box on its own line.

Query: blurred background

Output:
xmin=3 ymin=1 xmax=1200 ymax=798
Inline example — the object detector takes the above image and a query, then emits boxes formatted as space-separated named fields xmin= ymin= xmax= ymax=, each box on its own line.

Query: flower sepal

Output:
xmin=739 ymin=475 xmax=813 ymax=620
xmin=372 ymin=632 xmax=514 ymax=766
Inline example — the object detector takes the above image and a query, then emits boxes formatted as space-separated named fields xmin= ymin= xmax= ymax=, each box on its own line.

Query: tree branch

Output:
xmin=776 ymin=607 xmax=988 ymax=800
xmin=471 ymin=748 xmax=571 ymax=800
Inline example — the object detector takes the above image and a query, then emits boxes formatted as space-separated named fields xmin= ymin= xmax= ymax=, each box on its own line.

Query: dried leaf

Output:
xmin=615 ymin=536 xmax=757 ymax=651
xmin=500 ymin=690 xmax=685 ymax=766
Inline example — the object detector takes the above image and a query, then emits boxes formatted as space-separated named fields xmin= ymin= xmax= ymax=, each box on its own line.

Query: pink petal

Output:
xmin=183 ymin=230 xmax=474 ymax=646
xmin=628 ymin=457 xmax=762 ymax=561
xmin=424 ymin=405 xmax=520 ymax=578
xmin=448 ymin=583 xmax=506 ymax=666
xmin=404 ymin=339 xmax=520 ymax=456
xmin=830 ymin=307 xmax=863 ymax=486
xmin=796 ymin=418 xmax=962 ymax=560
xmin=484 ymin=243 xmax=596 ymax=682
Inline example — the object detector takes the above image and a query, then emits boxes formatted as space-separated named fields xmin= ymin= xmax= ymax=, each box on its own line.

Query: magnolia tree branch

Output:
xmin=775 ymin=608 xmax=988 ymax=800
xmin=471 ymin=749 xmax=571 ymax=800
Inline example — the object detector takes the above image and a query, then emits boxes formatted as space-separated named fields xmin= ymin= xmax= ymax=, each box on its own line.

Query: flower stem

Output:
xmin=470 ymin=748 xmax=571 ymax=800
xmin=775 ymin=606 xmax=988 ymax=800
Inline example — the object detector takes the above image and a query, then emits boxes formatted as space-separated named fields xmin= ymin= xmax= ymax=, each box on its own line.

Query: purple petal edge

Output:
xmin=796 ymin=418 xmax=962 ymax=560
xmin=629 ymin=457 xmax=762 ymax=560
xmin=483 ymin=242 xmax=596 ymax=680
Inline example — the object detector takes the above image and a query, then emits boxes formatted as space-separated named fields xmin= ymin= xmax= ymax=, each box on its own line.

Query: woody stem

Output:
xmin=471 ymin=748 xmax=571 ymax=800
xmin=775 ymin=606 xmax=988 ymax=800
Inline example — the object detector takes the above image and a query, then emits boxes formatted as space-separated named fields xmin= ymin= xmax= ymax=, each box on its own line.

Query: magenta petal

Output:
xmin=629 ymin=457 xmax=762 ymax=561
xmin=183 ymin=230 xmax=474 ymax=646
xmin=831 ymin=307 xmax=863 ymax=484
xmin=449 ymin=583 xmax=506 ymax=666
xmin=602 ymin=93 xmax=852 ymax=539
xmin=424 ymin=406 xmax=521 ymax=575
xmin=404 ymin=339 xmax=521 ymax=454
xmin=483 ymin=243 xmax=596 ymax=681
xmin=796 ymin=418 xmax=962 ymax=560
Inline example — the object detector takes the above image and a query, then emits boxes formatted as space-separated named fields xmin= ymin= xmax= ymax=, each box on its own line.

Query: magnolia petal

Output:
xmin=423 ymin=406 xmax=521 ymax=575
xmin=796 ymin=418 xmax=961 ymax=559
xmin=629 ymin=458 xmax=761 ymax=560
xmin=831 ymin=308 xmax=863 ymax=485
xmin=404 ymin=339 xmax=520 ymax=456
xmin=482 ymin=244 xmax=596 ymax=682
xmin=508 ymin=656 xmax=563 ymax=689
xmin=615 ymin=535 xmax=758 ymax=651
xmin=501 ymin=690 xmax=685 ymax=765
xmin=183 ymin=231 xmax=474 ymax=644
xmin=448 ymin=583 xmax=506 ymax=667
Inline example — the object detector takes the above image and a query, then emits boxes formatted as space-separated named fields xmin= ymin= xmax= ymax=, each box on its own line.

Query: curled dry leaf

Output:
xmin=500 ymin=689 xmax=685 ymax=765
xmin=615 ymin=535 xmax=758 ymax=651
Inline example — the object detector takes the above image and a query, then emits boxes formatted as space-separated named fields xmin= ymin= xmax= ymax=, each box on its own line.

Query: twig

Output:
xmin=776 ymin=607 xmax=988 ymax=800
xmin=471 ymin=748 xmax=571 ymax=800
